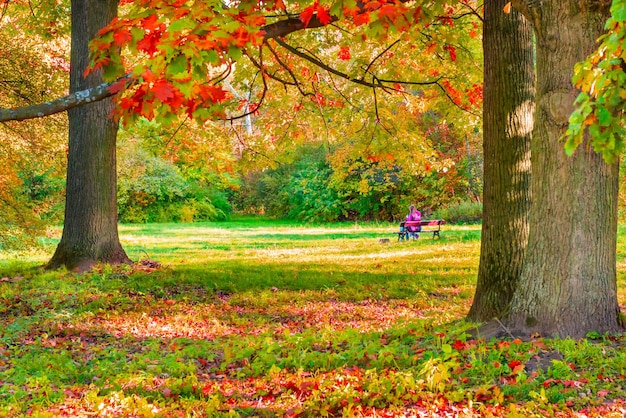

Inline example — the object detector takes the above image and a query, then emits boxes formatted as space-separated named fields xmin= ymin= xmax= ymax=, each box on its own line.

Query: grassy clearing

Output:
xmin=1 ymin=218 xmax=626 ymax=417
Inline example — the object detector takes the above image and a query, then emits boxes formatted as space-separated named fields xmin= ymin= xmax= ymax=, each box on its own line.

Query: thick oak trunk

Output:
xmin=505 ymin=0 xmax=621 ymax=338
xmin=467 ymin=0 xmax=534 ymax=321
xmin=47 ymin=0 xmax=130 ymax=271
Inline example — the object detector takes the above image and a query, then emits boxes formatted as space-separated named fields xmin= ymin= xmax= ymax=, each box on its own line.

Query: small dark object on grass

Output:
xmin=139 ymin=259 xmax=161 ymax=268
xmin=379 ymin=238 xmax=390 ymax=244
xmin=135 ymin=259 xmax=163 ymax=273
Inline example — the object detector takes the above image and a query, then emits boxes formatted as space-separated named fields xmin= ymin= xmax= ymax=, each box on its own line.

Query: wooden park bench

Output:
xmin=397 ymin=219 xmax=445 ymax=241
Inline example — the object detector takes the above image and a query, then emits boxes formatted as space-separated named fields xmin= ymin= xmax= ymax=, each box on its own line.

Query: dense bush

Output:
xmin=117 ymin=150 xmax=231 ymax=223
xmin=287 ymin=161 xmax=344 ymax=222
xmin=328 ymin=157 xmax=403 ymax=221
xmin=432 ymin=200 xmax=482 ymax=224
xmin=231 ymin=146 xmax=345 ymax=222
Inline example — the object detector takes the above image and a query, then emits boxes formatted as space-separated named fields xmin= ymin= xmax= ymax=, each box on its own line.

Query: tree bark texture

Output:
xmin=47 ymin=0 xmax=131 ymax=271
xmin=467 ymin=0 xmax=534 ymax=322
xmin=505 ymin=0 xmax=620 ymax=338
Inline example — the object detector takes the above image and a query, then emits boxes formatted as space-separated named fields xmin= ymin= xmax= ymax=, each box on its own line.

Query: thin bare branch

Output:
xmin=363 ymin=39 xmax=402 ymax=76
xmin=274 ymin=37 xmax=381 ymax=89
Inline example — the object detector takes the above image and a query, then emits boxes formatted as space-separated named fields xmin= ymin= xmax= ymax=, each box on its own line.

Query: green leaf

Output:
xmin=166 ymin=54 xmax=188 ymax=77
xmin=612 ymin=2 xmax=626 ymax=22
xmin=201 ymin=50 xmax=220 ymax=64
xmin=227 ymin=45 xmax=242 ymax=61
xmin=175 ymin=80 xmax=193 ymax=98
xmin=102 ymin=60 xmax=125 ymax=82
xmin=564 ymin=131 xmax=582 ymax=156
xmin=131 ymin=27 xmax=144 ymax=44
xmin=168 ymin=17 xmax=196 ymax=33
xmin=597 ymin=107 xmax=612 ymax=126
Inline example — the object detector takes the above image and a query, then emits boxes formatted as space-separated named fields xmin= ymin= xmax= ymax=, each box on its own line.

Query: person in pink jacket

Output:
xmin=405 ymin=205 xmax=421 ymax=240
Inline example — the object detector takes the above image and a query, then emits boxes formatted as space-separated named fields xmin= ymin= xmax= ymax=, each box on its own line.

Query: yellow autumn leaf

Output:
xmin=503 ymin=2 xmax=512 ymax=13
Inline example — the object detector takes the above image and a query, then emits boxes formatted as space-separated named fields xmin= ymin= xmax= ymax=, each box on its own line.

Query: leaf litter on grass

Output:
xmin=2 ymin=221 xmax=626 ymax=416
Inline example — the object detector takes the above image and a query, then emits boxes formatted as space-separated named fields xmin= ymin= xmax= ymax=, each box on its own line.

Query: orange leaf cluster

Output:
xmin=300 ymin=1 xmax=333 ymax=27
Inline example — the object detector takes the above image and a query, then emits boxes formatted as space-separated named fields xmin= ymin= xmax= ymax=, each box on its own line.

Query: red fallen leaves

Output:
xmin=542 ymin=378 xmax=588 ymax=389
xmin=508 ymin=359 xmax=525 ymax=374
xmin=0 ymin=276 xmax=23 ymax=283
xmin=451 ymin=339 xmax=465 ymax=351
xmin=134 ymin=259 xmax=162 ymax=274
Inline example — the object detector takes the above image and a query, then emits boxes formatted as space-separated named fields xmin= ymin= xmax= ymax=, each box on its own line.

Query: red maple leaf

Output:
xmin=338 ymin=46 xmax=351 ymax=61
xmin=119 ymin=96 xmax=137 ymax=111
xmin=245 ymin=14 xmax=266 ymax=27
xmin=96 ymin=18 xmax=117 ymax=37
xmin=108 ymin=80 xmax=127 ymax=94
xmin=353 ymin=13 xmax=370 ymax=26
xmin=365 ymin=1 xmax=381 ymax=11
xmin=91 ymin=38 xmax=112 ymax=52
xmin=137 ymin=30 xmax=163 ymax=56
xmin=444 ymin=45 xmax=457 ymax=61
xmin=300 ymin=4 xmax=316 ymax=27
xmin=113 ymin=29 xmax=132 ymax=46
xmin=168 ymin=90 xmax=186 ymax=109
xmin=140 ymin=14 xmax=160 ymax=31
xmin=311 ymin=92 xmax=325 ymax=106
xmin=198 ymin=85 xmax=229 ymax=103
xmin=316 ymin=4 xmax=332 ymax=25
xmin=451 ymin=339 xmax=465 ymax=351
xmin=232 ymin=27 xmax=250 ymax=46
xmin=152 ymin=80 xmax=175 ymax=102
xmin=378 ymin=4 xmax=399 ymax=18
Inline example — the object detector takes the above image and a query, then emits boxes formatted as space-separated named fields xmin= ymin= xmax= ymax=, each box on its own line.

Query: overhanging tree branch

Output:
xmin=0 ymin=77 xmax=130 ymax=122
xmin=0 ymin=4 xmax=475 ymax=122
xmin=262 ymin=15 xmax=339 ymax=39
xmin=0 ymin=13 xmax=332 ymax=123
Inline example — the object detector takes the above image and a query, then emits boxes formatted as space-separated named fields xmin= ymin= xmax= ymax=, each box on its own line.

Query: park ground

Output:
xmin=1 ymin=218 xmax=626 ymax=416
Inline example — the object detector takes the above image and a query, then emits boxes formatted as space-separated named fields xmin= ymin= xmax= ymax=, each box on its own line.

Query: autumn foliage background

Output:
xmin=1 ymin=0 xmax=487 ymax=248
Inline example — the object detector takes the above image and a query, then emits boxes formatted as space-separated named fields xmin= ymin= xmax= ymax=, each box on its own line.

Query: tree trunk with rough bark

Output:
xmin=504 ymin=0 xmax=621 ymax=338
xmin=467 ymin=0 xmax=534 ymax=322
xmin=47 ymin=0 xmax=131 ymax=271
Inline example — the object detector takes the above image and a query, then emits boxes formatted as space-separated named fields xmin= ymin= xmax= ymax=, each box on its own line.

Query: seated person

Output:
xmin=405 ymin=205 xmax=421 ymax=240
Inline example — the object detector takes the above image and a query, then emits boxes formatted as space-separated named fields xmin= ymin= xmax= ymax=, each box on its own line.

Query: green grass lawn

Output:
xmin=1 ymin=218 xmax=626 ymax=417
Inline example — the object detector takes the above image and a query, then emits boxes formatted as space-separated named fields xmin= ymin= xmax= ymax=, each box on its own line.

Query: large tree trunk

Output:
xmin=47 ymin=0 xmax=130 ymax=271
xmin=467 ymin=0 xmax=534 ymax=322
xmin=505 ymin=0 xmax=621 ymax=338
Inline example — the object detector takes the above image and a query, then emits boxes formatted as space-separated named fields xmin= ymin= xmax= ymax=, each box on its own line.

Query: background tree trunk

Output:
xmin=47 ymin=0 xmax=130 ymax=271
xmin=467 ymin=0 xmax=534 ymax=322
xmin=505 ymin=0 xmax=621 ymax=338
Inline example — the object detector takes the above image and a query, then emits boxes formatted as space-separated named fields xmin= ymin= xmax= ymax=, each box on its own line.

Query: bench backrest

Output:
xmin=401 ymin=219 xmax=444 ymax=227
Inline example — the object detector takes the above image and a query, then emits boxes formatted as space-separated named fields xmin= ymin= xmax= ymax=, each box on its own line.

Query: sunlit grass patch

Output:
xmin=2 ymin=219 xmax=626 ymax=416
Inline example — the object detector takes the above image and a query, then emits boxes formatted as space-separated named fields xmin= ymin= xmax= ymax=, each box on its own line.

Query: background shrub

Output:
xmin=118 ymin=150 xmax=231 ymax=223
xmin=432 ymin=200 xmax=482 ymax=224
